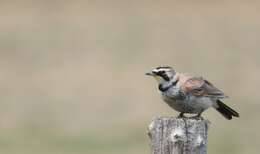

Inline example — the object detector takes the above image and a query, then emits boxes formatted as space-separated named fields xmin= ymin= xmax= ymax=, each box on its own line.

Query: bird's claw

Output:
xmin=177 ymin=113 xmax=187 ymax=118
xmin=191 ymin=114 xmax=204 ymax=120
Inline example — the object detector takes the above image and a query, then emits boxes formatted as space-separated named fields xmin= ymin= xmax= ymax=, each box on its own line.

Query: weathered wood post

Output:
xmin=148 ymin=117 xmax=210 ymax=154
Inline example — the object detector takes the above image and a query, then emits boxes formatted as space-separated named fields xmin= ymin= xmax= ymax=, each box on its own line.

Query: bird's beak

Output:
xmin=145 ymin=71 xmax=154 ymax=76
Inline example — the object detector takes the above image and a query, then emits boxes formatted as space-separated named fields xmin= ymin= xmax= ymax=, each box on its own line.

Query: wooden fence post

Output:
xmin=147 ymin=117 xmax=210 ymax=154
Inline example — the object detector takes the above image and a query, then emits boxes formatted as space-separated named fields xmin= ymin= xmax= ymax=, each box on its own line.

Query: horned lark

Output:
xmin=146 ymin=66 xmax=239 ymax=120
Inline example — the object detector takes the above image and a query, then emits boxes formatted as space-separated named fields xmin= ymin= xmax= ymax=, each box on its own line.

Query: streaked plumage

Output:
xmin=146 ymin=66 xmax=239 ymax=120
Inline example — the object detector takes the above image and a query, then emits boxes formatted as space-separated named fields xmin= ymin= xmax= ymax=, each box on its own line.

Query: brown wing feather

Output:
xmin=181 ymin=77 xmax=227 ymax=98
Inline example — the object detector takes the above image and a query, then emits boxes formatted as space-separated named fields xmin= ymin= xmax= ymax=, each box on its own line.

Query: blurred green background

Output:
xmin=0 ymin=0 xmax=259 ymax=154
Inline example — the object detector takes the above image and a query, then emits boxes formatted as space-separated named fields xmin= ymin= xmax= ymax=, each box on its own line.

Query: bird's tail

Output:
xmin=214 ymin=100 xmax=239 ymax=120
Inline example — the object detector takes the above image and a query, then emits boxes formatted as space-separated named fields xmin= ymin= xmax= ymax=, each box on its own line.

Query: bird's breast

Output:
xmin=161 ymin=91 xmax=214 ymax=113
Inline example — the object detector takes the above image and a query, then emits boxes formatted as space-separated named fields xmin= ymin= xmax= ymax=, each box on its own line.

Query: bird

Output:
xmin=145 ymin=66 xmax=239 ymax=120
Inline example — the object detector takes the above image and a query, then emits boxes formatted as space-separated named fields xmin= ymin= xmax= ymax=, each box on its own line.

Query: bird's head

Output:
xmin=145 ymin=66 xmax=176 ymax=84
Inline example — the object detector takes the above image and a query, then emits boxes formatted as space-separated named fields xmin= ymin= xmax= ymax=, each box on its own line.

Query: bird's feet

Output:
xmin=191 ymin=113 xmax=204 ymax=120
xmin=177 ymin=112 xmax=187 ymax=118
xmin=177 ymin=112 xmax=204 ymax=120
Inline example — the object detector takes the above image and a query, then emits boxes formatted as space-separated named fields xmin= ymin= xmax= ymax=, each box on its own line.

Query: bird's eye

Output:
xmin=153 ymin=70 xmax=170 ymax=81
xmin=157 ymin=71 xmax=165 ymax=75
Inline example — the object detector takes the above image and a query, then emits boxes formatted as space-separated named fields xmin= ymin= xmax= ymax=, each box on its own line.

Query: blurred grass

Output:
xmin=0 ymin=0 xmax=260 ymax=154
xmin=0 ymin=127 xmax=149 ymax=154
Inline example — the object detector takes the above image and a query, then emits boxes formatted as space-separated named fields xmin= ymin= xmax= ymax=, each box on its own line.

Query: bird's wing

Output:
xmin=181 ymin=77 xmax=227 ymax=98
